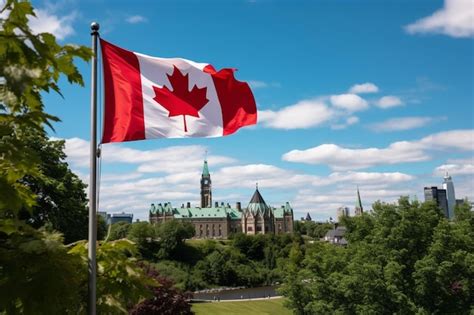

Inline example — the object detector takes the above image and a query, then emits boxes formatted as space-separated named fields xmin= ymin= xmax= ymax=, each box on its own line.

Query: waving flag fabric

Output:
xmin=100 ymin=39 xmax=257 ymax=143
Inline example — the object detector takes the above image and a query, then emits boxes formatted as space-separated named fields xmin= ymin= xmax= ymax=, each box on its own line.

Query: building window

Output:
xmin=256 ymin=226 xmax=262 ymax=232
xmin=247 ymin=226 xmax=253 ymax=232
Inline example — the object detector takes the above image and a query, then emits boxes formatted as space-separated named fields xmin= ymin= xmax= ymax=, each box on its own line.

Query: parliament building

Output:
xmin=149 ymin=160 xmax=294 ymax=238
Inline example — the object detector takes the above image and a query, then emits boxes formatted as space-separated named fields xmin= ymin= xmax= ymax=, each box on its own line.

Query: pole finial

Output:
xmin=91 ymin=22 xmax=100 ymax=34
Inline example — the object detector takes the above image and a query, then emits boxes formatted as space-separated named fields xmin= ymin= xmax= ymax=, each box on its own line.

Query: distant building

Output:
xmin=323 ymin=225 xmax=347 ymax=246
xmin=149 ymin=160 xmax=294 ymax=239
xmin=305 ymin=212 xmax=312 ymax=221
xmin=107 ymin=212 xmax=133 ymax=225
xmin=337 ymin=207 xmax=350 ymax=221
xmin=442 ymin=172 xmax=456 ymax=219
xmin=354 ymin=187 xmax=363 ymax=216
xmin=424 ymin=186 xmax=449 ymax=218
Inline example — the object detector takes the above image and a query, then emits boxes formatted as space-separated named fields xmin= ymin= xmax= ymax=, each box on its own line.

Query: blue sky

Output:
xmin=28 ymin=0 xmax=473 ymax=221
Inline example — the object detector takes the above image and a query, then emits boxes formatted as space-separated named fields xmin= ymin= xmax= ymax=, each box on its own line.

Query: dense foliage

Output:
xmin=130 ymin=263 xmax=193 ymax=315
xmin=0 ymin=0 xmax=91 ymax=215
xmin=294 ymin=220 xmax=332 ymax=239
xmin=280 ymin=199 xmax=474 ymax=314
xmin=111 ymin=218 xmax=301 ymax=291
xmin=16 ymin=131 xmax=89 ymax=243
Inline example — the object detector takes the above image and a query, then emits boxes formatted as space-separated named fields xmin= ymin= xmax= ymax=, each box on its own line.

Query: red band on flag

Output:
xmin=101 ymin=39 xmax=145 ymax=143
xmin=204 ymin=65 xmax=257 ymax=136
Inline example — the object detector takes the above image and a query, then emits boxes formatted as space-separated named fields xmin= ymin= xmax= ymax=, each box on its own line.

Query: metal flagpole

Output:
xmin=88 ymin=21 xmax=100 ymax=315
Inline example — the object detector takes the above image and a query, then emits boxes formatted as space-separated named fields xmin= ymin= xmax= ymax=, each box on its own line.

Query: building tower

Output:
xmin=354 ymin=187 xmax=363 ymax=216
xmin=442 ymin=172 xmax=456 ymax=219
xmin=337 ymin=207 xmax=350 ymax=221
xmin=200 ymin=160 xmax=212 ymax=208
xmin=241 ymin=185 xmax=274 ymax=235
xmin=424 ymin=186 xmax=449 ymax=218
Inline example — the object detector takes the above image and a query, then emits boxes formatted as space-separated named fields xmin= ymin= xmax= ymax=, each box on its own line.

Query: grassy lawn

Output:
xmin=192 ymin=298 xmax=292 ymax=315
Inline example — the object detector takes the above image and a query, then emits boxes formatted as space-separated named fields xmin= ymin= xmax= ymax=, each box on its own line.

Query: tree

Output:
xmin=108 ymin=221 xmax=131 ymax=241
xmin=0 ymin=0 xmax=91 ymax=312
xmin=130 ymin=263 xmax=193 ymax=315
xmin=156 ymin=220 xmax=195 ymax=259
xmin=281 ymin=199 xmax=474 ymax=314
xmin=0 ymin=225 xmax=85 ymax=313
xmin=0 ymin=0 xmax=91 ymax=215
xmin=17 ymin=130 xmax=89 ymax=244
xmin=127 ymin=221 xmax=159 ymax=260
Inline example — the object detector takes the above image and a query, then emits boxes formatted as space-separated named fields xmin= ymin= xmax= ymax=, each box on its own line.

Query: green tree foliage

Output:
xmin=0 ymin=222 xmax=151 ymax=313
xmin=127 ymin=221 xmax=159 ymax=260
xmin=155 ymin=220 xmax=195 ymax=259
xmin=130 ymin=263 xmax=192 ymax=315
xmin=0 ymin=0 xmax=91 ymax=215
xmin=294 ymin=220 xmax=332 ymax=239
xmin=108 ymin=221 xmax=131 ymax=241
xmin=70 ymin=240 xmax=153 ymax=314
xmin=281 ymin=199 xmax=474 ymax=314
xmin=0 ymin=223 xmax=84 ymax=313
xmin=16 ymin=131 xmax=89 ymax=243
xmin=97 ymin=215 xmax=107 ymax=241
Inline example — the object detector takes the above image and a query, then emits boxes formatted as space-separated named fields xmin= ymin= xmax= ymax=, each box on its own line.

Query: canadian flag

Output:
xmin=100 ymin=39 xmax=257 ymax=143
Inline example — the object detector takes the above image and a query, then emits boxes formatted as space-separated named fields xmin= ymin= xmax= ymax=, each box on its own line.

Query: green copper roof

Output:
xmin=247 ymin=188 xmax=272 ymax=216
xmin=173 ymin=206 xmax=241 ymax=220
xmin=202 ymin=160 xmax=210 ymax=176
xmin=272 ymin=202 xmax=293 ymax=219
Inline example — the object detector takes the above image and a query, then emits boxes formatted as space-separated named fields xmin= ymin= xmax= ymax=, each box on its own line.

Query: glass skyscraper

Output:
xmin=442 ymin=172 xmax=456 ymax=219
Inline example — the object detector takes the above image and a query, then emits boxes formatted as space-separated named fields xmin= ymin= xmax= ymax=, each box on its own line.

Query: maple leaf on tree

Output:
xmin=153 ymin=66 xmax=209 ymax=132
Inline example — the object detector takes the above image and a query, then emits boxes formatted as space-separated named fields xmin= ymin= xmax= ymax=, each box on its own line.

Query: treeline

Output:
xmin=294 ymin=220 xmax=333 ymax=239
xmin=280 ymin=199 xmax=474 ymax=314
xmin=107 ymin=220 xmax=302 ymax=290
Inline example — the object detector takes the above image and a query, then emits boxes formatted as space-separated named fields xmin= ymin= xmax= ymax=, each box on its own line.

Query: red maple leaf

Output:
xmin=153 ymin=66 xmax=209 ymax=132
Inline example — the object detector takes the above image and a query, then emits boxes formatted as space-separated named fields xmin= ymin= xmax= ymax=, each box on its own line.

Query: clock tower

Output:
xmin=200 ymin=160 xmax=212 ymax=208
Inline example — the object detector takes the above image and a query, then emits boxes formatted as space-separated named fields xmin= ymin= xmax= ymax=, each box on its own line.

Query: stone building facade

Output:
xmin=149 ymin=160 xmax=294 ymax=238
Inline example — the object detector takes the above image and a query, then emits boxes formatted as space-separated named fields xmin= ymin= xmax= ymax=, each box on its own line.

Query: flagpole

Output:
xmin=88 ymin=21 xmax=100 ymax=315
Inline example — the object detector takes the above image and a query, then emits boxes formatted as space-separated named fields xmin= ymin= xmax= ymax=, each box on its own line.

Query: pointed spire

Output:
xmin=202 ymin=159 xmax=210 ymax=177
xmin=250 ymin=187 xmax=266 ymax=204
xmin=355 ymin=186 xmax=363 ymax=215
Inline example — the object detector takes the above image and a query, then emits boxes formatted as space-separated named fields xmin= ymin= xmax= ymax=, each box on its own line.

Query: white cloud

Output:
xmin=346 ymin=116 xmax=360 ymax=125
xmin=375 ymin=96 xmax=403 ymax=109
xmin=125 ymin=15 xmax=147 ymax=24
xmin=370 ymin=116 xmax=440 ymax=132
xmin=29 ymin=8 xmax=77 ymax=40
xmin=330 ymin=94 xmax=369 ymax=112
xmin=331 ymin=116 xmax=359 ymax=130
xmin=248 ymin=80 xmax=268 ymax=89
xmin=419 ymin=129 xmax=474 ymax=150
xmin=349 ymin=82 xmax=379 ymax=94
xmin=63 ymin=138 xmax=236 ymax=172
xmin=405 ymin=0 xmax=474 ymax=38
xmin=247 ymin=80 xmax=280 ymax=89
xmin=258 ymin=99 xmax=335 ymax=129
xmin=283 ymin=142 xmax=428 ymax=171
xmin=435 ymin=161 xmax=474 ymax=176
xmin=282 ymin=129 xmax=474 ymax=170
xmin=326 ymin=171 xmax=414 ymax=185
